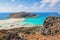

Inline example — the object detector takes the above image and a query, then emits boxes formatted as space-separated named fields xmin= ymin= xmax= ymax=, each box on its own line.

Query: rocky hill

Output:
xmin=41 ymin=16 xmax=60 ymax=35
xmin=0 ymin=26 xmax=60 ymax=40
xmin=10 ymin=12 xmax=37 ymax=18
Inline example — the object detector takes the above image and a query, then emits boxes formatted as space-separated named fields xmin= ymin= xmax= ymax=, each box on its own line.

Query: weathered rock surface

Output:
xmin=3 ymin=31 xmax=25 ymax=40
xmin=10 ymin=12 xmax=37 ymax=18
xmin=41 ymin=16 xmax=60 ymax=35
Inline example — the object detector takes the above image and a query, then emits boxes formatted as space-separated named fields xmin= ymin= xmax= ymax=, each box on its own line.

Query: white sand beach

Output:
xmin=0 ymin=18 xmax=41 ymax=30
xmin=0 ymin=18 xmax=25 ymax=24
xmin=0 ymin=18 xmax=25 ymax=30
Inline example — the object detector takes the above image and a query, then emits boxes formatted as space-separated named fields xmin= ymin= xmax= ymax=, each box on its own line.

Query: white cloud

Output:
xmin=40 ymin=4 xmax=45 ymax=8
xmin=17 ymin=0 xmax=60 ymax=12
xmin=58 ymin=8 xmax=60 ymax=14
xmin=39 ymin=0 xmax=60 ymax=12
xmin=18 ymin=5 xmax=24 ymax=8
xmin=11 ymin=0 xmax=15 ymax=2
xmin=0 ymin=5 xmax=18 ymax=12
xmin=0 ymin=0 xmax=60 ymax=12
xmin=40 ymin=0 xmax=60 ymax=7
xmin=29 ymin=0 xmax=60 ymax=12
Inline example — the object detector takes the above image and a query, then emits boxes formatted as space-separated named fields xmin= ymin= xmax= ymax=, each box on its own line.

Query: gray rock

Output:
xmin=41 ymin=16 xmax=60 ymax=35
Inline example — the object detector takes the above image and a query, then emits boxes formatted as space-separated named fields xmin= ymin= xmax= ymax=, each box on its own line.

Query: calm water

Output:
xmin=23 ymin=13 xmax=60 ymax=25
xmin=0 ymin=12 xmax=60 ymax=26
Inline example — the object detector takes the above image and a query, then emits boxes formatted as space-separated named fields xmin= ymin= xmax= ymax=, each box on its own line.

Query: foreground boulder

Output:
xmin=41 ymin=16 xmax=60 ymax=35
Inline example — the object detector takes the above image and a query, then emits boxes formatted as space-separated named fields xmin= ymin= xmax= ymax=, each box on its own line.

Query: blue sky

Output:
xmin=0 ymin=0 xmax=60 ymax=12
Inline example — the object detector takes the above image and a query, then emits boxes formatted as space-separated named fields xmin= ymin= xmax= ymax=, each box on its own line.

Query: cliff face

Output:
xmin=10 ymin=12 xmax=37 ymax=18
xmin=41 ymin=16 xmax=60 ymax=35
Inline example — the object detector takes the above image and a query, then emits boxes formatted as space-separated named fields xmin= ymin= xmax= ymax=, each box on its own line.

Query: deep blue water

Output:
xmin=0 ymin=12 xmax=60 ymax=25
xmin=0 ymin=13 xmax=10 ymax=20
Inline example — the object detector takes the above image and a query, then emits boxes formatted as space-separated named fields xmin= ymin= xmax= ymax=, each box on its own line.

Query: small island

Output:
xmin=10 ymin=12 xmax=37 ymax=18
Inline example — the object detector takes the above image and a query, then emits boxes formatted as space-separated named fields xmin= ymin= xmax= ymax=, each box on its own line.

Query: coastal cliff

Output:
xmin=10 ymin=12 xmax=37 ymax=18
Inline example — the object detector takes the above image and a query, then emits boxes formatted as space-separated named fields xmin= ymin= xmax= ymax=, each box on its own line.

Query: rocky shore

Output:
xmin=0 ymin=16 xmax=60 ymax=40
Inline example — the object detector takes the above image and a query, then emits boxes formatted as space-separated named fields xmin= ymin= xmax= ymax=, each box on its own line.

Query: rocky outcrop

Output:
xmin=3 ymin=31 xmax=25 ymax=40
xmin=41 ymin=16 xmax=60 ymax=35
xmin=10 ymin=12 xmax=37 ymax=18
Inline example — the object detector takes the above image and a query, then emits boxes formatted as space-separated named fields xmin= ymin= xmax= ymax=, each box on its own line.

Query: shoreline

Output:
xmin=0 ymin=12 xmax=43 ymax=30
xmin=0 ymin=18 xmax=25 ymax=24
xmin=0 ymin=18 xmax=43 ymax=30
xmin=0 ymin=18 xmax=25 ymax=30
xmin=0 ymin=24 xmax=43 ymax=30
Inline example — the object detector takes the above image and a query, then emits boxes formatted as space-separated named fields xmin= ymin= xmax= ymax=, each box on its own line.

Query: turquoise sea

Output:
xmin=23 ymin=12 xmax=60 ymax=25
xmin=0 ymin=12 xmax=60 ymax=27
